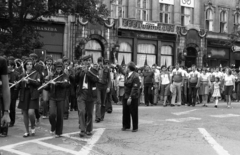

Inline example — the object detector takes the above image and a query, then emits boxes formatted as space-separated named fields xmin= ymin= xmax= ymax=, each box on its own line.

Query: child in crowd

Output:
xmin=212 ymin=77 xmax=221 ymax=108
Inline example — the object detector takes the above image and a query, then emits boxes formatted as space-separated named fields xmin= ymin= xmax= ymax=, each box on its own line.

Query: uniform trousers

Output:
xmin=78 ymin=90 xmax=94 ymax=132
xmin=10 ymin=89 xmax=19 ymax=125
xmin=122 ymin=98 xmax=138 ymax=130
xmin=95 ymin=87 xmax=107 ymax=120
xmin=49 ymin=100 xmax=64 ymax=135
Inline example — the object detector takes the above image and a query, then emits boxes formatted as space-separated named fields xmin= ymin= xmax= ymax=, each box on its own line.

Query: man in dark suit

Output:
xmin=117 ymin=62 xmax=140 ymax=132
xmin=75 ymin=55 xmax=99 ymax=137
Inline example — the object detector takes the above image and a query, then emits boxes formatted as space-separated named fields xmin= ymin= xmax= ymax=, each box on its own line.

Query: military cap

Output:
xmin=81 ymin=55 xmax=92 ymax=61
xmin=54 ymin=59 xmax=63 ymax=67
xmin=45 ymin=55 xmax=53 ymax=62
xmin=29 ymin=53 xmax=38 ymax=59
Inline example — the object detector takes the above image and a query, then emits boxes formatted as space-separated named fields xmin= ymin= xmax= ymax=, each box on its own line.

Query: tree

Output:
xmin=0 ymin=0 xmax=109 ymax=57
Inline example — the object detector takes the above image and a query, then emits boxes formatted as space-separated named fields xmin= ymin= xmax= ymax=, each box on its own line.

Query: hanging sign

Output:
xmin=159 ymin=0 xmax=174 ymax=5
xmin=180 ymin=0 xmax=194 ymax=8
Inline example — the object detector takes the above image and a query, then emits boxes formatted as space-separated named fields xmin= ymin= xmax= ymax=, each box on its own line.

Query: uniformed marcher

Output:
xmin=117 ymin=62 xmax=140 ymax=132
xmin=43 ymin=59 xmax=69 ymax=137
xmin=75 ymin=55 xmax=99 ymax=137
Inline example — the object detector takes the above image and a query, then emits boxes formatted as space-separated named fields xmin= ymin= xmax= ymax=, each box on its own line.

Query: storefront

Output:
xmin=117 ymin=18 xmax=177 ymax=67
xmin=33 ymin=22 xmax=65 ymax=60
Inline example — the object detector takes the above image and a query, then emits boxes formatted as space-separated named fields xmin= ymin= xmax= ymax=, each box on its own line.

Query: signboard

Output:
xmin=143 ymin=21 xmax=158 ymax=27
xmin=232 ymin=45 xmax=240 ymax=52
xmin=159 ymin=0 xmax=174 ymax=5
xmin=119 ymin=18 xmax=176 ymax=34
xmin=180 ymin=0 xmax=194 ymax=8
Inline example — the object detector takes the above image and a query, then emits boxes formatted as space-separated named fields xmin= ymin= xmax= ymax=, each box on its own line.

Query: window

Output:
xmin=206 ymin=8 xmax=214 ymax=31
xmin=136 ymin=0 xmax=150 ymax=21
xmin=234 ymin=13 xmax=240 ymax=31
xmin=118 ymin=42 xmax=132 ymax=65
xmin=160 ymin=46 xmax=173 ymax=67
xmin=220 ymin=11 xmax=227 ymax=33
xmin=159 ymin=3 xmax=171 ymax=23
xmin=137 ymin=44 xmax=156 ymax=66
xmin=111 ymin=0 xmax=126 ymax=19
xmin=85 ymin=40 xmax=102 ymax=63
xmin=181 ymin=6 xmax=193 ymax=26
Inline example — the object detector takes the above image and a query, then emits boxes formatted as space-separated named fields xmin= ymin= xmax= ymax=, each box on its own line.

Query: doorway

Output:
xmin=185 ymin=47 xmax=197 ymax=68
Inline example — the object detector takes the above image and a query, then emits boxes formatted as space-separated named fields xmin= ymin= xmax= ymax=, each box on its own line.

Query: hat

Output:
xmin=8 ymin=56 xmax=15 ymax=61
xmin=45 ymin=55 xmax=53 ymax=62
xmin=62 ymin=56 xmax=69 ymax=62
xmin=128 ymin=62 xmax=136 ymax=71
xmin=29 ymin=53 xmax=38 ymax=59
xmin=81 ymin=55 xmax=92 ymax=61
xmin=54 ymin=59 xmax=63 ymax=67
xmin=25 ymin=57 xmax=34 ymax=63
xmin=97 ymin=57 xmax=104 ymax=63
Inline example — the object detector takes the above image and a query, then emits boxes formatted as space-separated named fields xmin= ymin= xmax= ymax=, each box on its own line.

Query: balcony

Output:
xmin=118 ymin=18 xmax=177 ymax=34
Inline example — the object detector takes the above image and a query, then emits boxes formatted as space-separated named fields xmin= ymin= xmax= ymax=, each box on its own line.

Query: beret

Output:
xmin=29 ymin=53 xmax=38 ymax=58
xmin=81 ymin=55 xmax=92 ymax=61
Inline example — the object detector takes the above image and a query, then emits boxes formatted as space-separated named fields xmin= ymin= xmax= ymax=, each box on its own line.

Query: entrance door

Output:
xmin=185 ymin=57 xmax=196 ymax=68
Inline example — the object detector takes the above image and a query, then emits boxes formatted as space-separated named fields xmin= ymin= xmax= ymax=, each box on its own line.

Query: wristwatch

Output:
xmin=4 ymin=110 xmax=10 ymax=113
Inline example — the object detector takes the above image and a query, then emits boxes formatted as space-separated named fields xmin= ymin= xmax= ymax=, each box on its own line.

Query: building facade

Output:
xmin=20 ymin=0 xmax=240 ymax=68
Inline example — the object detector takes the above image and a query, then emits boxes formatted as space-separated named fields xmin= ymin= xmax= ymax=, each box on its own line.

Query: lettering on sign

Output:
xmin=119 ymin=18 xmax=176 ymax=34
xmin=137 ymin=34 xmax=158 ymax=39
xmin=181 ymin=0 xmax=194 ymax=8
xmin=35 ymin=26 xmax=58 ymax=32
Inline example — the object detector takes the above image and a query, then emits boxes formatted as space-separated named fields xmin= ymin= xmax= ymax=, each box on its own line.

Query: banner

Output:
xmin=159 ymin=0 xmax=174 ymax=5
xmin=180 ymin=0 xmax=194 ymax=8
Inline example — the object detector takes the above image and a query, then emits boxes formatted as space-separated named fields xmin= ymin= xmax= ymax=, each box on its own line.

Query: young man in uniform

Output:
xmin=76 ymin=55 xmax=99 ymax=137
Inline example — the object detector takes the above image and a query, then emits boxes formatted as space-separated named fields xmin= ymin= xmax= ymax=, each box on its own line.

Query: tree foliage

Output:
xmin=0 ymin=0 xmax=109 ymax=57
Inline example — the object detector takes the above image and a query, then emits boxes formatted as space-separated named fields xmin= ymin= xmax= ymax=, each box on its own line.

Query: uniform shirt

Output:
xmin=188 ymin=71 xmax=200 ymax=83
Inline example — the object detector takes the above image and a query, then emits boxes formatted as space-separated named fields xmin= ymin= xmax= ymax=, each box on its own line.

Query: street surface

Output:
xmin=1 ymin=102 xmax=240 ymax=155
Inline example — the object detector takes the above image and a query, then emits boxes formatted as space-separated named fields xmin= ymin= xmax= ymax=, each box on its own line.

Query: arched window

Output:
xmin=85 ymin=40 xmax=102 ymax=63
xmin=206 ymin=8 xmax=213 ymax=31
xmin=137 ymin=44 xmax=156 ymax=66
xmin=161 ymin=46 xmax=173 ymax=67
xmin=220 ymin=10 xmax=227 ymax=33
xmin=118 ymin=42 xmax=132 ymax=65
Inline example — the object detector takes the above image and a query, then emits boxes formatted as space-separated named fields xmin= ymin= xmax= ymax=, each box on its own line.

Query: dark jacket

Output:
xmin=97 ymin=66 xmax=111 ymax=88
xmin=44 ymin=72 xmax=69 ymax=101
xmin=19 ymin=70 xmax=41 ymax=101
xmin=75 ymin=67 xmax=99 ymax=100
xmin=117 ymin=65 xmax=140 ymax=99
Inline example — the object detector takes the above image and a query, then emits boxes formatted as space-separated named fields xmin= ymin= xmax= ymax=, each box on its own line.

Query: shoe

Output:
xmin=55 ymin=134 xmax=61 ymax=138
xmin=23 ymin=133 xmax=30 ymax=138
xmin=50 ymin=131 xmax=55 ymax=135
xmin=107 ymin=110 xmax=112 ymax=114
xmin=163 ymin=105 xmax=167 ymax=107
xmin=214 ymin=105 xmax=218 ymax=108
xmin=95 ymin=119 xmax=101 ymax=123
xmin=100 ymin=118 xmax=104 ymax=121
xmin=79 ymin=131 xmax=85 ymax=137
xmin=31 ymin=129 xmax=35 ymax=136
xmin=9 ymin=124 xmax=14 ymax=127
xmin=86 ymin=132 xmax=92 ymax=136
xmin=132 ymin=129 xmax=138 ymax=132
xmin=170 ymin=104 xmax=175 ymax=107
xmin=121 ymin=127 xmax=130 ymax=131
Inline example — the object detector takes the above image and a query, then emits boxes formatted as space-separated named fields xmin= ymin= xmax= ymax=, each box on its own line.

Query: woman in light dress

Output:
xmin=199 ymin=68 xmax=211 ymax=107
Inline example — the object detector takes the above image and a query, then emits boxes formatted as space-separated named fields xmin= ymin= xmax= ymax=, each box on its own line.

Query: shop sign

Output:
xmin=119 ymin=18 xmax=176 ymax=34
xmin=32 ymin=23 xmax=64 ymax=33
xmin=34 ymin=26 xmax=58 ymax=32
xmin=180 ymin=0 xmax=194 ymax=8
xmin=143 ymin=21 xmax=158 ymax=27
xmin=136 ymin=33 xmax=158 ymax=39
xmin=159 ymin=0 xmax=174 ymax=5
xmin=232 ymin=45 xmax=240 ymax=52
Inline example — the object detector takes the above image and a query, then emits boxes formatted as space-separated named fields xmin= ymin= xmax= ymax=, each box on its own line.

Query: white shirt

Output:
xmin=160 ymin=73 xmax=170 ymax=85
xmin=224 ymin=74 xmax=235 ymax=86
xmin=82 ymin=74 xmax=88 ymax=89
xmin=128 ymin=71 xmax=133 ymax=78
xmin=172 ymin=68 xmax=185 ymax=76
xmin=213 ymin=71 xmax=223 ymax=78
xmin=188 ymin=71 xmax=200 ymax=78
xmin=200 ymin=73 xmax=209 ymax=81
xmin=154 ymin=69 xmax=160 ymax=83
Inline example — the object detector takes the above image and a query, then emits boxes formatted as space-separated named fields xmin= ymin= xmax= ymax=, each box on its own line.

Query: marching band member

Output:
xmin=95 ymin=57 xmax=111 ymax=123
xmin=8 ymin=59 xmax=20 ymax=127
xmin=75 ymin=55 xmax=99 ymax=137
xmin=42 ymin=55 xmax=54 ymax=119
xmin=43 ymin=59 xmax=69 ymax=137
xmin=63 ymin=57 xmax=71 ymax=120
xmin=18 ymin=58 xmax=41 ymax=137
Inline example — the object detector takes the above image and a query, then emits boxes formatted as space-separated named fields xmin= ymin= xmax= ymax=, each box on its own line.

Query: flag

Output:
xmin=144 ymin=55 xmax=148 ymax=66
xmin=121 ymin=55 xmax=125 ymax=66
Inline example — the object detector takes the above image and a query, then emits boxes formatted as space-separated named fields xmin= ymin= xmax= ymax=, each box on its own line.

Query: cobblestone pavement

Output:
xmin=1 ymin=102 xmax=240 ymax=155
